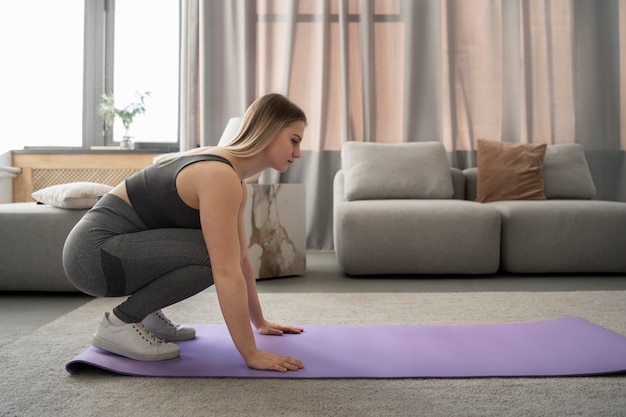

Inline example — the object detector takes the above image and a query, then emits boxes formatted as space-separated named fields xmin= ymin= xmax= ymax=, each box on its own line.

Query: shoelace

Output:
xmin=154 ymin=310 xmax=178 ymax=329
xmin=132 ymin=323 xmax=165 ymax=345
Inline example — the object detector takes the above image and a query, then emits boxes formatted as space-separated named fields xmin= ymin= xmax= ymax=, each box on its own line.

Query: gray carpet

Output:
xmin=2 ymin=290 xmax=626 ymax=417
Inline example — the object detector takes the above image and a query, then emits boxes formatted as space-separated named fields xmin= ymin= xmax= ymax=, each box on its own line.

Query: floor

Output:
xmin=2 ymin=251 xmax=626 ymax=349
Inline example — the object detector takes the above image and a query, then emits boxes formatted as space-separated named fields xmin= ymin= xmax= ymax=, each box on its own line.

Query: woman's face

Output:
xmin=265 ymin=121 xmax=305 ymax=172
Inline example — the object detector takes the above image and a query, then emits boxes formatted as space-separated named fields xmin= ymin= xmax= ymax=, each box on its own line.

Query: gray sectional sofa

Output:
xmin=0 ymin=203 xmax=88 ymax=291
xmin=0 ymin=182 xmax=111 ymax=291
xmin=333 ymin=141 xmax=626 ymax=275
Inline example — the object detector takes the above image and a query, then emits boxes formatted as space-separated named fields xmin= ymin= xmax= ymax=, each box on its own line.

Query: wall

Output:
xmin=11 ymin=151 xmax=160 ymax=203
xmin=0 ymin=151 xmax=14 ymax=203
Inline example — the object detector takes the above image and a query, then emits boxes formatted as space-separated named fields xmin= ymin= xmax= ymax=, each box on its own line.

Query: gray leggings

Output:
xmin=62 ymin=194 xmax=214 ymax=323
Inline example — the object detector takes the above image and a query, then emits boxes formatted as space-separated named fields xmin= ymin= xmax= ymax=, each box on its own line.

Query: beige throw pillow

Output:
xmin=476 ymin=140 xmax=547 ymax=203
xmin=32 ymin=182 xmax=113 ymax=209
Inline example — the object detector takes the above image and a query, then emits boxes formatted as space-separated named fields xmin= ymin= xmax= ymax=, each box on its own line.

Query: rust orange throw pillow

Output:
xmin=476 ymin=140 xmax=547 ymax=203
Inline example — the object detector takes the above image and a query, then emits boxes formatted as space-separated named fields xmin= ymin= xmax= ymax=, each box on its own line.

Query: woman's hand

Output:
xmin=257 ymin=321 xmax=304 ymax=336
xmin=245 ymin=321 xmax=304 ymax=372
xmin=244 ymin=350 xmax=304 ymax=372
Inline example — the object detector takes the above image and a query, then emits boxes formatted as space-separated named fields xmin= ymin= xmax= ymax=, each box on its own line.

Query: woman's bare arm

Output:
xmin=237 ymin=184 xmax=303 ymax=336
xmin=191 ymin=163 xmax=302 ymax=371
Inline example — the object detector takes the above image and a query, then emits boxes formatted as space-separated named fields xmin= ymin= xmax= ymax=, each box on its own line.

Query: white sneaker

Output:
xmin=142 ymin=310 xmax=196 ymax=342
xmin=92 ymin=312 xmax=180 ymax=361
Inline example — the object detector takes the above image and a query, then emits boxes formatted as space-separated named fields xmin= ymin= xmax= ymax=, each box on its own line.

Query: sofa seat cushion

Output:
xmin=488 ymin=200 xmax=626 ymax=273
xmin=333 ymin=199 xmax=501 ymax=275
xmin=0 ymin=203 xmax=87 ymax=291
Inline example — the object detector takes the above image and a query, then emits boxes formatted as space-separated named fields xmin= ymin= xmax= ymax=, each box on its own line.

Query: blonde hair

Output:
xmin=155 ymin=94 xmax=306 ymax=164
xmin=222 ymin=93 xmax=307 ymax=157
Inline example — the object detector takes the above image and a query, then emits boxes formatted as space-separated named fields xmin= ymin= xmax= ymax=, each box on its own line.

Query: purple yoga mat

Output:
xmin=66 ymin=317 xmax=626 ymax=378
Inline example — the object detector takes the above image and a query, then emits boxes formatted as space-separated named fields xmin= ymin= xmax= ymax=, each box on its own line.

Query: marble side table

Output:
xmin=244 ymin=184 xmax=306 ymax=279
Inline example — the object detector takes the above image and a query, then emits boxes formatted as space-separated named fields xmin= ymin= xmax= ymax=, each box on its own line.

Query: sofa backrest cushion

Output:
xmin=464 ymin=143 xmax=596 ymax=201
xmin=542 ymin=144 xmax=596 ymax=199
xmin=341 ymin=141 xmax=454 ymax=201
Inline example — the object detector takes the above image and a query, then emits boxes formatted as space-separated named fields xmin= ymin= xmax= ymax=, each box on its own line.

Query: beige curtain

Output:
xmin=180 ymin=0 xmax=626 ymax=249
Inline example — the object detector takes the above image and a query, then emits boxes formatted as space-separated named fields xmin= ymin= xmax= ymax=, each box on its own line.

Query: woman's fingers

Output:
xmin=246 ymin=351 xmax=304 ymax=372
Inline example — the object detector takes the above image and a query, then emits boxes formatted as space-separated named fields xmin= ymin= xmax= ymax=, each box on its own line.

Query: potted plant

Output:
xmin=99 ymin=91 xmax=150 ymax=149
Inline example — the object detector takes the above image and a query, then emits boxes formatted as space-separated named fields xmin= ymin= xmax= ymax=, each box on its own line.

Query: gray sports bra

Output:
xmin=125 ymin=154 xmax=235 ymax=229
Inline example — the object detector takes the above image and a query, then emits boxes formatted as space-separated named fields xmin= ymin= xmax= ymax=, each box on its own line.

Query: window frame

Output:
xmin=83 ymin=0 xmax=179 ymax=151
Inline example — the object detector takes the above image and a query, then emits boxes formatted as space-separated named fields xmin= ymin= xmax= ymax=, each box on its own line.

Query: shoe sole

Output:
xmin=92 ymin=336 xmax=180 ymax=362
xmin=148 ymin=329 xmax=196 ymax=342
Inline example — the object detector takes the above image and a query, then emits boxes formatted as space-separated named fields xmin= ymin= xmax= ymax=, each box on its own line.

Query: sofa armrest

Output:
xmin=0 ymin=203 xmax=87 ymax=291
xmin=463 ymin=168 xmax=478 ymax=201
xmin=450 ymin=168 xmax=465 ymax=200
xmin=333 ymin=169 xmax=346 ymax=206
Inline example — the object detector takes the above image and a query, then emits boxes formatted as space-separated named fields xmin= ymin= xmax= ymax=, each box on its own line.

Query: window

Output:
xmin=0 ymin=1 xmax=84 ymax=152
xmin=105 ymin=0 xmax=180 ymax=148
xmin=1 ymin=0 xmax=179 ymax=153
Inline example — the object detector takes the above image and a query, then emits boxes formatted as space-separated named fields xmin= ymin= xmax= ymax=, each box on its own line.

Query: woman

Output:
xmin=63 ymin=93 xmax=306 ymax=372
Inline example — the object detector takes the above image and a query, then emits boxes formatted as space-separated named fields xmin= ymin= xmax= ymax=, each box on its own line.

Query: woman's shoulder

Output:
xmin=175 ymin=153 xmax=243 ymax=210
xmin=183 ymin=150 xmax=240 ymax=182
xmin=153 ymin=146 xmax=221 ymax=164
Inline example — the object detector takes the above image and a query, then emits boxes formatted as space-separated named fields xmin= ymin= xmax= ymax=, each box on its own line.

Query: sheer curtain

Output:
xmin=180 ymin=0 xmax=626 ymax=250
xmin=179 ymin=0 xmax=256 ymax=151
